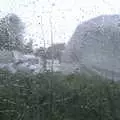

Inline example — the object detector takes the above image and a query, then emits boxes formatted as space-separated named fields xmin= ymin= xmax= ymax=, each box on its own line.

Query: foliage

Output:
xmin=0 ymin=13 xmax=24 ymax=51
xmin=0 ymin=69 xmax=120 ymax=120
xmin=23 ymin=38 xmax=34 ymax=54
xmin=34 ymin=47 xmax=46 ymax=57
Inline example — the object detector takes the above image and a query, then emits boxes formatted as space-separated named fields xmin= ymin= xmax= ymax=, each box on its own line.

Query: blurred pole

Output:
xmin=48 ymin=2 xmax=54 ymax=120
xmin=40 ymin=15 xmax=47 ymax=71
xmin=49 ymin=4 xmax=54 ymax=73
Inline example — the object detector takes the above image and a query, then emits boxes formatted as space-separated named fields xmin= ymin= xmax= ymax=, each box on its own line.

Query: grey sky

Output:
xmin=0 ymin=0 xmax=119 ymax=47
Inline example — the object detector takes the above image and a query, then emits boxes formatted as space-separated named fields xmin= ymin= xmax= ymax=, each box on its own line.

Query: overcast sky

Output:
xmin=0 ymin=0 xmax=120 ymax=47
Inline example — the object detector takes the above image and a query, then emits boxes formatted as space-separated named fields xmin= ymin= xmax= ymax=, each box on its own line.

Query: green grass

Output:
xmin=0 ymin=69 xmax=120 ymax=120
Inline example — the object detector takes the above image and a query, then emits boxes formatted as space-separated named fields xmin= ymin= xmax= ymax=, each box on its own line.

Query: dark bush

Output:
xmin=0 ymin=69 xmax=120 ymax=120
